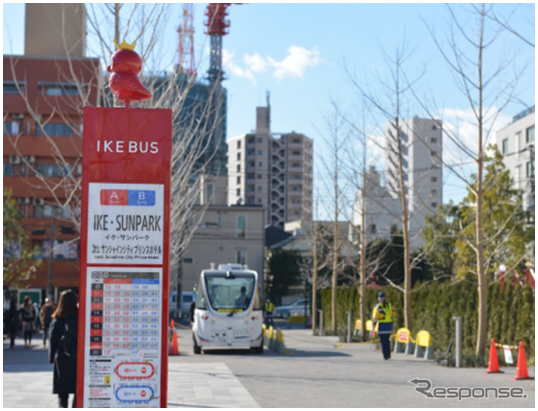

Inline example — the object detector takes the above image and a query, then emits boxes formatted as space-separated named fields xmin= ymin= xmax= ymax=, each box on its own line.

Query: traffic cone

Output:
xmin=170 ymin=319 xmax=175 ymax=329
xmin=512 ymin=342 xmax=533 ymax=380
xmin=170 ymin=330 xmax=180 ymax=356
xmin=486 ymin=339 xmax=504 ymax=373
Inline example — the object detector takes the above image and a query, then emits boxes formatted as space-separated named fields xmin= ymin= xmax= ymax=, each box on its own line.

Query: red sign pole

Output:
xmin=77 ymin=107 xmax=171 ymax=407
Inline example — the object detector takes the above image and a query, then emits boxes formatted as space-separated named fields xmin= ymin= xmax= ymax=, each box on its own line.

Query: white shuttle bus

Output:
xmin=192 ymin=264 xmax=264 ymax=354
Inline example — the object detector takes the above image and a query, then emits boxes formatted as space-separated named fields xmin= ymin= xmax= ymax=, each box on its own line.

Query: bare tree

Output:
xmin=4 ymin=4 xmax=225 ymax=297
xmin=419 ymin=4 xmax=530 ymax=356
xmin=344 ymin=38 xmax=428 ymax=331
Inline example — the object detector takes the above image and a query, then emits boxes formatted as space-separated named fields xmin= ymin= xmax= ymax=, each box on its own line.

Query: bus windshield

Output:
xmin=204 ymin=274 xmax=256 ymax=311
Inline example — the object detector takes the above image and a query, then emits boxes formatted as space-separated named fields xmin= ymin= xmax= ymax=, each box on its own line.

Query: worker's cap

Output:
xmin=378 ymin=292 xmax=386 ymax=299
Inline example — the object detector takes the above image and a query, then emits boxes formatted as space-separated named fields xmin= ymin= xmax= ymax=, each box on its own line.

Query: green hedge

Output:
xmin=320 ymin=281 xmax=535 ymax=361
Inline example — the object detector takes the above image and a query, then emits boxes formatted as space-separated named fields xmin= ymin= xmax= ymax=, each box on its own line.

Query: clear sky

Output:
xmin=3 ymin=2 xmax=535 ymax=218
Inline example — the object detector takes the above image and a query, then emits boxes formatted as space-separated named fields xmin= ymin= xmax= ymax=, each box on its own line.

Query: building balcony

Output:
xmin=3 ymin=134 xmax=82 ymax=157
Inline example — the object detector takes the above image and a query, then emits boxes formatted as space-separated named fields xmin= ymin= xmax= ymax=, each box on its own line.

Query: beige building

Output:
xmin=495 ymin=106 xmax=535 ymax=219
xmin=181 ymin=204 xmax=266 ymax=293
xmin=227 ymin=101 xmax=313 ymax=229
xmin=25 ymin=4 xmax=86 ymax=58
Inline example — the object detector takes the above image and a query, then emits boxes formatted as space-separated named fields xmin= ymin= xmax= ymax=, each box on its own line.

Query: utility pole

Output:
xmin=47 ymin=216 xmax=56 ymax=301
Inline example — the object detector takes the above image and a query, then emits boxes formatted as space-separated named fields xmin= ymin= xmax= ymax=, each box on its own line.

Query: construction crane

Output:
xmin=177 ymin=3 xmax=196 ymax=76
xmin=204 ymin=3 xmax=234 ymax=83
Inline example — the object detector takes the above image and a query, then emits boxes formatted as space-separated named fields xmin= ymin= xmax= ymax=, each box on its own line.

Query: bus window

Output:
xmin=204 ymin=275 xmax=255 ymax=310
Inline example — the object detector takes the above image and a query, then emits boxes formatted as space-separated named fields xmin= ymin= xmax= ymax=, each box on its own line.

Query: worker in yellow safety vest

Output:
xmin=372 ymin=292 xmax=396 ymax=360
xmin=265 ymin=299 xmax=275 ymax=327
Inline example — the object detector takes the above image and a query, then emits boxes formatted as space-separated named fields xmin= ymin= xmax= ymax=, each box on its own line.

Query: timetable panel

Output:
xmin=83 ymin=267 xmax=162 ymax=408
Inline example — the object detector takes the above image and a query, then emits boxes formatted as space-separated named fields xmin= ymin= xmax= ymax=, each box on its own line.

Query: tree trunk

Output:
xmin=359 ymin=180 xmax=367 ymax=341
xmin=331 ymin=177 xmax=339 ymax=333
xmin=312 ymin=223 xmax=318 ymax=335
xmin=394 ymin=116 xmax=412 ymax=330
xmin=475 ymin=13 xmax=487 ymax=357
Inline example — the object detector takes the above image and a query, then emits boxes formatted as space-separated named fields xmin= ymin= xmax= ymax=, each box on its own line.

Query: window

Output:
xmin=257 ymin=174 xmax=262 ymax=179
xmin=292 ymin=138 xmax=301 ymax=143
xmin=39 ymin=82 xmax=80 ymax=96
xmin=292 ymin=163 xmax=300 ymax=168
xmin=247 ymin=197 xmax=255 ymax=204
xmin=34 ymin=164 xmax=73 ymax=178
xmin=291 ymin=198 xmax=300 ymax=204
xmin=431 ymin=176 xmax=438 ymax=183
xmin=430 ymin=137 xmax=437 ymax=144
xmin=526 ymin=125 xmax=535 ymax=144
xmin=292 ymin=151 xmax=301 ymax=155
xmin=256 ymin=150 xmax=262 ymax=155
xmin=34 ymin=204 xmax=71 ymax=219
xmin=247 ymin=172 xmax=255 ymax=179
xmin=431 ymin=202 xmax=438 ymax=208
xmin=291 ymin=174 xmax=301 ymax=180
xmin=3 ymin=121 xmax=20 ymax=135
xmin=237 ymin=164 xmax=241 ymax=172
xmin=247 ymin=161 xmax=255 ymax=168
xmin=237 ymin=152 xmax=241 ymax=161
xmin=237 ymin=176 xmax=241 ymax=184
xmin=236 ymin=188 xmax=240 ymax=196
xmin=247 ymin=137 xmax=255 ymax=144
xmin=237 ymin=141 xmax=241 ymax=149
xmin=3 ymin=81 xmax=25 ymax=94
xmin=516 ymin=131 xmax=523 ymax=156
xmin=431 ymin=150 xmax=438 ymax=157
xmin=257 ymin=198 xmax=262 ymax=204
xmin=431 ymin=124 xmax=437 ymax=130
xmin=256 ymin=162 xmax=262 ymax=167
xmin=3 ymin=164 xmax=14 ymax=176
xmin=516 ymin=165 xmax=522 ymax=189
xmin=247 ymin=149 xmax=255 ymax=156
xmin=431 ymin=189 xmax=437 ymax=195
xmin=291 ymin=186 xmax=302 ymax=192
xmin=237 ymin=215 xmax=246 ymax=238
xmin=4 ymin=163 xmax=28 ymax=176
xmin=502 ymin=138 xmax=509 ymax=154
xmin=236 ymin=250 xmax=246 ymax=266
xmin=183 ymin=257 xmax=194 ymax=264
xmin=257 ymin=186 xmax=262 ymax=191
xmin=36 ymin=123 xmax=73 ymax=137
xmin=527 ymin=162 xmax=535 ymax=177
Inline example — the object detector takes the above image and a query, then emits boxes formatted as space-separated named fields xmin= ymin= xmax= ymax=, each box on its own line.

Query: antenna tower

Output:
xmin=177 ymin=3 xmax=196 ymax=76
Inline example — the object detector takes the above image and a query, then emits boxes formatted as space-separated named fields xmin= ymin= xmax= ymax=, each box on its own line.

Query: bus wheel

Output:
xmin=252 ymin=340 xmax=264 ymax=354
xmin=193 ymin=335 xmax=202 ymax=354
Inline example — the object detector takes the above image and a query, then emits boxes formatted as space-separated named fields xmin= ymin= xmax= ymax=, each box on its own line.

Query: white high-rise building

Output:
xmin=352 ymin=117 xmax=443 ymax=250
xmin=495 ymin=106 xmax=535 ymax=220
xmin=227 ymin=102 xmax=313 ymax=229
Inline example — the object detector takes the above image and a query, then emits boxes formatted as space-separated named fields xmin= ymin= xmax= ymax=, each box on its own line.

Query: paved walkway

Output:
xmin=3 ymin=334 xmax=259 ymax=408
xmin=3 ymin=329 xmax=535 ymax=408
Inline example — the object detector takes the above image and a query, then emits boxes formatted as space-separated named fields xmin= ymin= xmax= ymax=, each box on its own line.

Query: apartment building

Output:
xmin=3 ymin=4 xmax=100 ymax=301
xmin=181 ymin=205 xmax=266 ymax=293
xmin=227 ymin=102 xmax=313 ymax=229
xmin=352 ymin=117 xmax=443 ymax=250
xmin=495 ymin=106 xmax=535 ymax=220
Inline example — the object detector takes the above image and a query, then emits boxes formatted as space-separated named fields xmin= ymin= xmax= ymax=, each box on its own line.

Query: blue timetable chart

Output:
xmin=84 ymin=267 xmax=162 ymax=408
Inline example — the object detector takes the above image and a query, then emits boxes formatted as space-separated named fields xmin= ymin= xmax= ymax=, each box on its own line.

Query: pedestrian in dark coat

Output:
xmin=6 ymin=299 xmax=20 ymax=348
xmin=49 ymin=290 xmax=78 ymax=408
xmin=40 ymin=298 xmax=55 ymax=347
xmin=20 ymin=296 xmax=36 ymax=347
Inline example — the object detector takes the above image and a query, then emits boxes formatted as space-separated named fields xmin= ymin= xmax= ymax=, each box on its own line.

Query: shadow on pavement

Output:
xmin=200 ymin=348 xmax=350 ymax=358
xmin=3 ymin=333 xmax=53 ymax=373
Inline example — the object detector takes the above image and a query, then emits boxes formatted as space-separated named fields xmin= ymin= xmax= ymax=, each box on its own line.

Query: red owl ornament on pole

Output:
xmin=107 ymin=40 xmax=152 ymax=108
